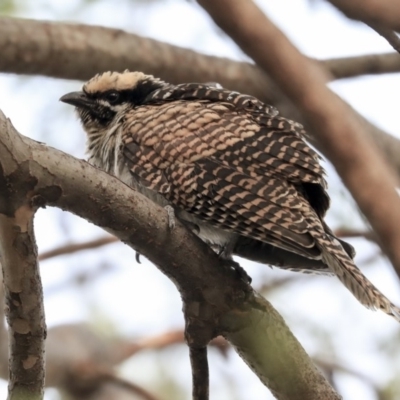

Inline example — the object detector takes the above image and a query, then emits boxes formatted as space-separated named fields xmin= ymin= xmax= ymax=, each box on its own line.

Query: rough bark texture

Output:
xmin=0 ymin=142 xmax=46 ymax=398
xmin=0 ymin=110 xmax=340 ymax=400
xmin=222 ymin=294 xmax=340 ymax=400
xmin=1 ymin=17 xmax=400 ymax=179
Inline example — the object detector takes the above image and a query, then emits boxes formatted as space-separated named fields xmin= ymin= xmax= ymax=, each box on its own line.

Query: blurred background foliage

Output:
xmin=0 ymin=0 xmax=400 ymax=399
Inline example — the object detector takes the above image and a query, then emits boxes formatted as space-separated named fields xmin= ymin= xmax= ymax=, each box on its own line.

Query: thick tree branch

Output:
xmin=2 ymin=17 xmax=400 ymax=82
xmin=1 ymin=17 xmax=400 ymax=179
xmin=0 ymin=111 xmax=340 ymax=399
xmin=198 ymin=0 xmax=400 ymax=281
xmin=221 ymin=294 xmax=339 ymax=400
xmin=0 ymin=197 xmax=45 ymax=397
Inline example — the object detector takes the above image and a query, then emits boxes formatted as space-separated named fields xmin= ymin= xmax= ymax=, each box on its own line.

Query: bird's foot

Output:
xmin=220 ymin=257 xmax=252 ymax=284
xmin=164 ymin=205 xmax=176 ymax=229
xmin=135 ymin=252 xmax=142 ymax=264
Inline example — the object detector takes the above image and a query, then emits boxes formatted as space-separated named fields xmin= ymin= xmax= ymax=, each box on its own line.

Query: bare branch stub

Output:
xmin=0 ymin=117 xmax=46 ymax=399
xmin=189 ymin=346 xmax=209 ymax=400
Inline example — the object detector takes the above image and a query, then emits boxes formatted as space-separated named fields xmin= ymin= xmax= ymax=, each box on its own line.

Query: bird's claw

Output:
xmin=164 ymin=205 xmax=176 ymax=229
xmin=221 ymin=257 xmax=252 ymax=284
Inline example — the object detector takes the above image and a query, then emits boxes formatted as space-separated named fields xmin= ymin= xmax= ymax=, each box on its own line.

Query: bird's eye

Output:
xmin=105 ymin=91 xmax=120 ymax=104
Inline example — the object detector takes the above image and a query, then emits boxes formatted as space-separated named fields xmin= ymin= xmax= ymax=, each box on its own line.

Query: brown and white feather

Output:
xmin=61 ymin=71 xmax=400 ymax=322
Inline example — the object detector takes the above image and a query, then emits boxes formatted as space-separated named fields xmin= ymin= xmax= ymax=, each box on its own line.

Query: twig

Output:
xmin=189 ymin=346 xmax=209 ymax=400
xmin=368 ymin=23 xmax=400 ymax=54
xmin=321 ymin=52 xmax=400 ymax=79
xmin=70 ymin=363 xmax=160 ymax=400
xmin=198 ymin=0 xmax=400 ymax=281
xmin=314 ymin=357 xmax=378 ymax=389
xmin=39 ymin=235 xmax=117 ymax=261
xmin=257 ymin=276 xmax=307 ymax=295
xmin=116 ymin=329 xmax=186 ymax=362
xmin=328 ymin=0 xmax=400 ymax=55
xmin=114 ymin=330 xmax=228 ymax=364
xmin=328 ymin=0 xmax=400 ymax=31
xmin=44 ymin=263 xmax=115 ymax=296
xmin=0 ymin=202 xmax=45 ymax=397
xmin=107 ymin=376 xmax=160 ymax=400
xmin=334 ymin=228 xmax=378 ymax=243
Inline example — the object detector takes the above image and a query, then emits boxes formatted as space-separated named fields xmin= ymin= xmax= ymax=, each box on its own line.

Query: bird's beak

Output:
xmin=60 ymin=91 xmax=94 ymax=109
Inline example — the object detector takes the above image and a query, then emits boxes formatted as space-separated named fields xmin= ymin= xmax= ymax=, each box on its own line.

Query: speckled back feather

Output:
xmin=63 ymin=71 xmax=400 ymax=322
xmin=121 ymin=81 xmax=400 ymax=321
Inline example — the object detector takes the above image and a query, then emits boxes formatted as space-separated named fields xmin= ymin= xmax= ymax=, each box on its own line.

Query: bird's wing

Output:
xmin=145 ymin=82 xmax=330 ymax=215
xmin=121 ymin=93 xmax=326 ymax=260
xmin=121 ymin=89 xmax=400 ymax=320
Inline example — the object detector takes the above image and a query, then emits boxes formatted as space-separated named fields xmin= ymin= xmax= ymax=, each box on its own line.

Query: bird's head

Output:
xmin=60 ymin=70 xmax=166 ymax=134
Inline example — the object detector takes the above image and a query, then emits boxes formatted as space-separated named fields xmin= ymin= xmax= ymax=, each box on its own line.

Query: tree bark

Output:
xmin=0 ymin=159 xmax=46 ymax=398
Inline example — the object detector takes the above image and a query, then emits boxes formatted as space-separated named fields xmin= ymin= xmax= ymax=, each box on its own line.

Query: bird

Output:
xmin=60 ymin=70 xmax=400 ymax=322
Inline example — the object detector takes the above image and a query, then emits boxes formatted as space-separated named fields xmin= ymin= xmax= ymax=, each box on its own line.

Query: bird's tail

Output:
xmin=319 ymin=235 xmax=400 ymax=322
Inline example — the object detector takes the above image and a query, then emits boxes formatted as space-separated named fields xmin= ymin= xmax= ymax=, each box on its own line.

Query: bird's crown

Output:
xmin=83 ymin=70 xmax=165 ymax=94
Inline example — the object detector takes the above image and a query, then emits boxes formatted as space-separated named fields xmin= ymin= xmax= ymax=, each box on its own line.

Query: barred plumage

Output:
xmin=60 ymin=70 xmax=400 ymax=322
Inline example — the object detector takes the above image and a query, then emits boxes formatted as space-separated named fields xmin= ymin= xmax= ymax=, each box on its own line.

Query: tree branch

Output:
xmin=198 ymin=0 xmax=400 ymax=281
xmin=334 ymin=228 xmax=379 ymax=243
xmin=2 ymin=17 xmax=400 ymax=82
xmin=189 ymin=346 xmax=209 ymax=400
xmin=114 ymin=329 xmax=228 ymax=363
xmin=66 ymin=363 xmax=160 ymax=400
xmin=368 ymin=23 xmax=400 ymax=54
xmin=322 ymin=52 xmax=400 ymax=79
xmin=0 ymin=188 xmax=45 ymax=397
xmin=327 ymin=0 xmax=400 ymax=54
xmin=221 ymin=294 xmax=340 ymax=400
xmin=0 ymin=110 xmax=340 ymax=399
xmin=328 ymin=0 xmax=400 ymax=32
xmin=38 ymin=235 xmax=118 ymax=261
xmin=1 ymin=17 xmax=400 ymax=179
